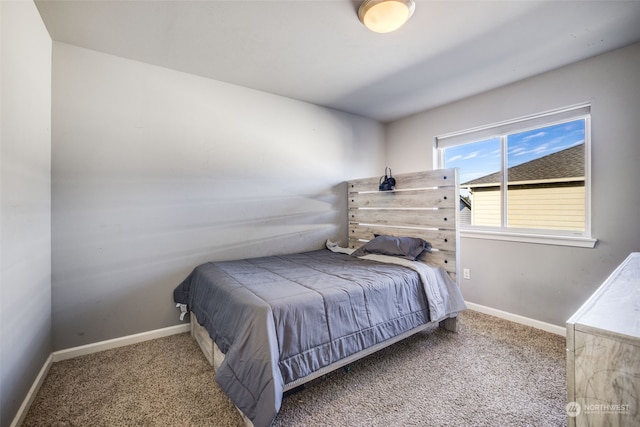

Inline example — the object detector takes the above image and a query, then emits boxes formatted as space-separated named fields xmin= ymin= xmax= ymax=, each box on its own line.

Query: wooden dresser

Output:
xmin=566 ymin=252 xmax=640 ymax=427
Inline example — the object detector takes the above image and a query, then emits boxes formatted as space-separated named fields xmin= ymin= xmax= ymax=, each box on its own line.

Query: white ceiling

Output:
xmin=35 ymin=0 xmax=640 ymax=122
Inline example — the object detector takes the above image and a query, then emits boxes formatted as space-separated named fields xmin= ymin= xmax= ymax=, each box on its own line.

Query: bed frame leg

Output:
xmin=439 ymin=316 xmax=458 ymax=333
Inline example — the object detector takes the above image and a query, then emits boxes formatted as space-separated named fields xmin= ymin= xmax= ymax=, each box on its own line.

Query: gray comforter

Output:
xmin=174 ymin=249 xmax=465 ymax=427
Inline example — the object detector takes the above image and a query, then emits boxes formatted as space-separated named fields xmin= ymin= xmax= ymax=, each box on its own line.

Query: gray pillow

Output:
xmin=351 ymin=235 xmax=431 ymax=261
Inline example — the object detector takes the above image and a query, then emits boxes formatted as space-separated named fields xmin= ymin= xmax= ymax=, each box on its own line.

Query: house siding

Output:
xmin=470 ymin=185 xmax=585 ymax=231
xmin=507 ymin=186 xmax=585 ymax=230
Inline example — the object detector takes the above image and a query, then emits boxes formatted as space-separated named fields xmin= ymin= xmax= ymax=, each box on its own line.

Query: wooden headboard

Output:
xmin=347 ymin=169 xmax=459 ymax=281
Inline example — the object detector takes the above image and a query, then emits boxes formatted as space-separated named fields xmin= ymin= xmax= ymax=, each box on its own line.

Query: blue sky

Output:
xmin=444 ymin=119 xmax=585 ymax=184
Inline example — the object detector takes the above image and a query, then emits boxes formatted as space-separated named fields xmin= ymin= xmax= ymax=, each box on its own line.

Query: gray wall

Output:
xmin=51 ymin=42 xmax=385 ymax=350
xmin=0 ymin=2 xmax=52 ymax=426
xmin=386 ymin=42 xmax=640 ymax=327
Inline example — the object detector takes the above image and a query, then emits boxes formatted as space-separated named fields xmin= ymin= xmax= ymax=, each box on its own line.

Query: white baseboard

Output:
xmin=465 ymin=302 xmax=566 ymax=336
xmin=11 ymin=323 xmax=191 ymax=427
xmin=53 ymin=323 xmax=191 ymax=362
xmin=9 ymin=354 xmax=53 ymax=427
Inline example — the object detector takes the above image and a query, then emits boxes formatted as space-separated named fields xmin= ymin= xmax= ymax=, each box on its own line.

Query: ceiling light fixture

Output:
xmin=358 ymin=0 xmax=415 ymax=33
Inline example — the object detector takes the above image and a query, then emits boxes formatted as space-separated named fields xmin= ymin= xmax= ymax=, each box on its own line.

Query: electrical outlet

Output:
xmin=463 ymin=268 xmax=470 ymax=280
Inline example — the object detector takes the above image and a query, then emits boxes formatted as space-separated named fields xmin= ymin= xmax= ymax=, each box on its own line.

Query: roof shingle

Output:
xmin=461 ymin=143 xmax=584 ymax=186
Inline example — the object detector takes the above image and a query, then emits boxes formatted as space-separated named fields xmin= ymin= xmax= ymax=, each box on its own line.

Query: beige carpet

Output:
xmin=23 ymin=310 xmax=567 ymax=426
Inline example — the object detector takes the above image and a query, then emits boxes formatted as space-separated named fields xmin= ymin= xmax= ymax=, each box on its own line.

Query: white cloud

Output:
xmin=463 ymin=151 xmax=480 ymax=160
xmin=522 ymin=131 xmax=546 ymax=142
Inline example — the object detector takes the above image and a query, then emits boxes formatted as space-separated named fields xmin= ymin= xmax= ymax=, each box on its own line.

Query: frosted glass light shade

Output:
xmin=358 ymin=0 xmax=416 ymax=33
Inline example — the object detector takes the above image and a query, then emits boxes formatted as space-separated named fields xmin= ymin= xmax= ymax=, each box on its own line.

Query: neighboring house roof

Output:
xmin=459 ymin=197 xmax=471 ymax=210
xmin=461 ymin=143 xmax=584 ymax=186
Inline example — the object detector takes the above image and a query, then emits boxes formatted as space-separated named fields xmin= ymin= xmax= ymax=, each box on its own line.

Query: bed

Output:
xmin=173 ymin=169 xmax=465 ymax=427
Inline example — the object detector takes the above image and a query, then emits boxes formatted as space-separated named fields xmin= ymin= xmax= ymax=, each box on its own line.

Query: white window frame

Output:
xmin=435 ymin=103 xmax=597 ymax=248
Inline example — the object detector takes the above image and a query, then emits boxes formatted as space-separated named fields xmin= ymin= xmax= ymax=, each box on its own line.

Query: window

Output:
xmin=436 ymin=104 xmax=595 ymax=247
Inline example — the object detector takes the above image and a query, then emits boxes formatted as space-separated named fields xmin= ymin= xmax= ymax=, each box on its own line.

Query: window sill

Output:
xmin=461 ymin=229 xmax=598 ymax=248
